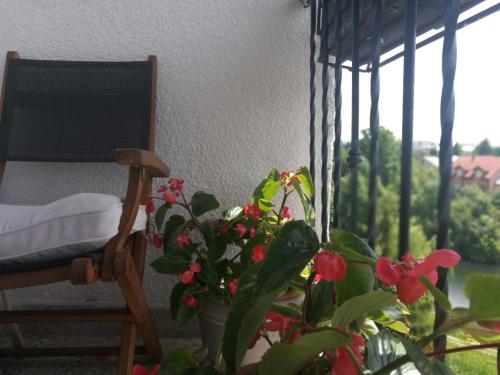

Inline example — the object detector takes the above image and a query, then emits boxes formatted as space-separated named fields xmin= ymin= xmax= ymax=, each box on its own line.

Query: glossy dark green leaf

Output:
xmin=207 ymin=235 xmax=228 ymax=264
xmin=336 ymin=263 xmax=374 ymax=305
xmin=222 ymin=263 xmax=275 ymax=374
xmin=330 ymin=228 xmax=377 ymax=261
xmin=332 ymin=291 xmax=397 ymax=328
xmin=154 ymin=203 xmax=171 ymax=229
xmin=252 ymin=168 xmax=281 ymax=213
xmin=306 ymin=280 xmax=334 ymax=324
xmin=223 ymin=206 xmax=243 ymax=221
xmin=162 ymin=215 xmax=186 ymax=253
xmin=151 ymin=254 xmax=190 ymax=274
xmin=191 ymin=191 xmax=220 ymax=217
xmin=176 ymin=303 xmax=197 ymax=327
xmin=256 ymin=221 xmax=319 ymax=296
xmin=366 ymin=330 xmax=406 ymax=372
xmin=170 ymin=282 xmax=188 ymax=321
xmin=257 ymin=330 xmax=349 ymax=375
xmin=401 ymin=338 xmax=454 ymax=375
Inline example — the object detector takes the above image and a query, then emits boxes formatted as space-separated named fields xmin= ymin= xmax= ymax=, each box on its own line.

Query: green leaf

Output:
xmin=162 ymin=215 xmax=186 ymax=252
xmin=257 ymin=330 xmax=350 ymax=375
xmin=419 ymin=276 xmax=452 ymax=312
xmin=291 ymin=179 xmax=315 ymax=226
xmin=222 ymin=263 xmax=275 ymax=374
xmin=207 ymin=235 xmax=228 ymax=264
xmin=330 ymin=229 xmax=377 ymax=261
xmin=366 ymin=330 xmax=406 ymax=372
xmin=164 ymin=348 xmax=195 ymax=375
xmin=465 ymin=272 xmax=500 ymax=320
xmin=294 ymin=166 xmax=314 ymax=199
xmin=332 ymin=291 xmax=397 ymax=328
xmin=268 ymin=304 xmax=302 ymax=320
xmin=461 ymin=321 xmax=500 ymax=344
xmin=252 ymin=168 xmax=281 ymax=213
xmin=176 ymin=303 xmax=197 ymax=327
xmin=306 ymin=280 xmax=335 ymax=324
xmin=336 ymin=262 xmax=374 ymax=305
xmin=155 ymin=203 xmax=171 ymax=229
xmin=151 ymin=254 xmax=190 ymax=274
xmin=191 ymin=191 xmax=220 ymax=217
xmin=223 ymin=206 xmax=243 ymax=221
xmin=170 ymin=283 xmax=188 ymax=321
xmin=401 ymin=338 xmax=454 ymax=375
xmin=256 ymin=221 xmax=320 ymax=296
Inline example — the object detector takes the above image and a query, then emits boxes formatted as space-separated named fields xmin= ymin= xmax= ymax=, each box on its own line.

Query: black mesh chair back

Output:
xmin=0 ymin=52 xmax=156 ymax=162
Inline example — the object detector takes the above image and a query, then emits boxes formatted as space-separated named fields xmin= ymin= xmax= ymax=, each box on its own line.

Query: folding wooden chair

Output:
xmin=0 ymin=51 xmax=168 ymax=374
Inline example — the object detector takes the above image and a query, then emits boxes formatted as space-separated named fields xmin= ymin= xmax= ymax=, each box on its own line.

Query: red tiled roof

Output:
xmin=453 ymin=156 xmax=500 ymax=179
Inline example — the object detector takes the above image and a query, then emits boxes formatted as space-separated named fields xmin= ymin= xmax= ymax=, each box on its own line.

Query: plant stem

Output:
xmin=301 ymin=273 xmax=315 ymax=324
xmin=277 ymin=188 xmax=290 ymax=225
xmin=262 ymin=334 xmax=274 ymax=348
xmin=229 ymin=251 xmax=242 ymax=263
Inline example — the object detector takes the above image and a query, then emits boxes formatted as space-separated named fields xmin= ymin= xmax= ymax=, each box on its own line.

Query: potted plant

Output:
xmin=147 ymin=167 xmax=314 ymax=363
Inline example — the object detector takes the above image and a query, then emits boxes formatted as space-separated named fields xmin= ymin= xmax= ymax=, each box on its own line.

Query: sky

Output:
xmin=340 ymin=0 xmax=500 ymax=147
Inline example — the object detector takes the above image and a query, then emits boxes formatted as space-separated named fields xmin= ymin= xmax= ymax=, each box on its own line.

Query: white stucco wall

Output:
xmin=0 ymin=0 xmax=327 ymax=309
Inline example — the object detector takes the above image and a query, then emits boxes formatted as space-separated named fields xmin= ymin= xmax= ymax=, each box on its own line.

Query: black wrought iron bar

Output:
xmin=367 ymin=0 xmax=382 ymax=249
xmin=320 ymin=0 xmax=331 ymax=243
xmin=331 ymin=0 xmax=343 ymax=229
xmin=309 ymin=0 xmax=317 ymax=203
xmin=377 ymin=3 xmax=500 ymax=69
xmin=398 ymin=0 xmax=417 ymax=258
xmin=349 ymin=0 xmax=360 ymax=234
xmin=433 ymin=0 xmax=459 ymax=358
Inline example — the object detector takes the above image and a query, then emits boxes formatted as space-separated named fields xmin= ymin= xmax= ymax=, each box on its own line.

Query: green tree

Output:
xmin=453 ymin=142 xmax=463 ymax=156
xmin=474 ymin=138 xmax=493 ymax=155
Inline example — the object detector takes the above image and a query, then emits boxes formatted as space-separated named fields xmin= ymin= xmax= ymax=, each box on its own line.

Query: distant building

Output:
xmin=452 ymin=156 xmax=500 ymax=193
xmin=414 ymin=141 xmax=437 ymax=153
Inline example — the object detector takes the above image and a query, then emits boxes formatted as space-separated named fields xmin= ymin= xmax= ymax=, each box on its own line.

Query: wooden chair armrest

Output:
xmin=116 ymin=148 xmax=170 ymax=178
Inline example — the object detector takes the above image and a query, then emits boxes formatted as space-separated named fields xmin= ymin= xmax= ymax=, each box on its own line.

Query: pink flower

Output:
xmin=375 ymin=257 xmax=402 ymax=286
xmin=279 ymin=171 xmax=289 ymax=185
xmin=162 ymin=191 xmax=179 ymax=204
xmin=190 ymin=262 xmax=201 ymax=273
xmin=132 ymin=364 xmax=161 ymax=375
xmin=168 ymin=178 xmax=184 ymax=192
xmin=243 ymin=203 xmax=261 ymax=221
xmin=313 ymin=252 xmax=347 ymax=282
xmin=152 ymin=234 xmax=162 ymax=249
xmin=229 ymin=278 xmax=238 ymax=295
xmin=182 ymin=294 xmax=197 ymax=308
xmin=249 ymin=227 xmax=256 ymax=239
xmin=329 ymin=332 xmax=365 ymax=375
xmin=233 ymin=223 xmax=247 ymax=239
xmin=252 ymin=245 xmax=267 ymax=263
xmin=145 ymin=196 xmax=155 ymax=214
xmin=265 ymin=312 xmax=300 ymax=342
xmin=176 ymin=234 xmax=190 ymax=249
xmin=180 ymin=270 xmax=194 ymax=284
xmin=375 ymin=249 xmax=461 ymax=304
xmin=156 ymin=184 xmax=168 ymax=193
xmin=279 ymin=206 xmax=291 ymax=221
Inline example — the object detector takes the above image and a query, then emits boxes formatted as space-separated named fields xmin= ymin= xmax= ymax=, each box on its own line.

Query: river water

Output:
xmin=447 ymin=260 xmax=500 ymax=307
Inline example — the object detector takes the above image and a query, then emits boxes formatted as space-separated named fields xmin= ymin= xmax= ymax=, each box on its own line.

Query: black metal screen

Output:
xmin=0 ymin=58 xmax=153 ymax=162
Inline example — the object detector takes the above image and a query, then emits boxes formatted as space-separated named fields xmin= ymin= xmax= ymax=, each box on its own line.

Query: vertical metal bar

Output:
xmin=349 ymin=0 xmax=360 ymax=234
xmin=367 ymin=0 xmax=383 ymax=248
xmin=433 ymin=0 xmax=459 ymax=358
xmin=309 ymin=0 xmax=317 ymax=202
xmin=331 ymin=0 xmax=343 ymax=229
xmin=320 ymin=0 xmax=330 ymax=243
xmin=398 ymin=0 xmax=417 ymax=258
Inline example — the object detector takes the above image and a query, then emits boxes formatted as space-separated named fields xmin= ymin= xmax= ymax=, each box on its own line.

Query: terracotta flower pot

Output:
xmin=198 ymin=289 xmax=303 ymax=365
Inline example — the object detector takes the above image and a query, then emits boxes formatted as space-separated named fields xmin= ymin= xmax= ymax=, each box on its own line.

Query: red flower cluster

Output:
xmin=252 ymin=245 xmax=267 ymax=263
xmin=145 ymin=196 xmax=155 ymax=214
xmin=176 ymin=234 xmax=190 ymax=249
xmin=279 ymin=206 xmax=291 ymax=221
xmin=328 ymin=331 xmax=365 ymax=375
xmin=313 ymin=251 xmax=347 ymax=282
xmin=243 ymin=203 xmax=261 ymax=221
xmin=180 ymin=263 xmax=202 ymax=285
xmin=265 ymin=312 xmax=301 ymax=343
xmin=228 ymin=278 xmax=239 ymax=295
xmin=157 ymin=178 xmax=184 ymax=204
xmin=132 ymin=364 xmax=160 ymax=375
xmin=182 ymin=294 xmax=197 ymax=308
xmin=375 ymin=249 xmax=461 ymax=304
xmin=233 ymin=223 xmax=247 ymax=239
xmin=152 ymin=234 xmax=162 ymax=249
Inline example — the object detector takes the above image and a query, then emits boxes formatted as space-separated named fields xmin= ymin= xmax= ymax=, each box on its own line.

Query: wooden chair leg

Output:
xmin=114 ymin=252 xmax=162 ymax=363
xmin=118 ymin=322 xmax=137 ymax=375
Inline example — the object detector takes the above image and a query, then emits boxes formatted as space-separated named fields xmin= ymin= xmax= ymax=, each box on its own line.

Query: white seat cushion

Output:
xmin=0 ymin=193 xmax=147 ymax=265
